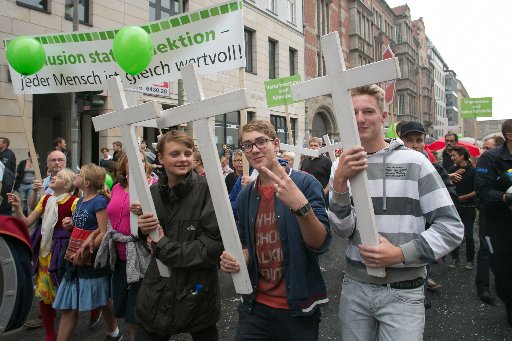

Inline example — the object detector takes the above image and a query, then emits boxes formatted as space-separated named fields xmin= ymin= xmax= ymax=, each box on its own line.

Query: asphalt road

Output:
xmin=3 ymin=224 xmax=512 ymax=340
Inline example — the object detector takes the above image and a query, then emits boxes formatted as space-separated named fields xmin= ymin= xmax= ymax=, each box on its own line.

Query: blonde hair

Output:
xmin=58 ymin=168 xmax=79 ymax=196
xmin=309 ymin=137 xmax=323 ymax=146
xmin=281 ymin=151 xmax=295 ymax=160
xmin=351 ymin=84 xmax=386 ymax=114
xmin=80 ymin=163 xmax=107 ymax=197
xmin=239 ymin=120 xmax=277 ymax=142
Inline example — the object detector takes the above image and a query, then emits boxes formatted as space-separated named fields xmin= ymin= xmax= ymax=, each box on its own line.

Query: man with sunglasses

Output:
xmin=220 ymin=120 xmax=331 ymax=340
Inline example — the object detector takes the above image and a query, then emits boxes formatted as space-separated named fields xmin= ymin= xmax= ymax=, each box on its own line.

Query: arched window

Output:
xmin=312 ymin=112 xmax=328 ymax=138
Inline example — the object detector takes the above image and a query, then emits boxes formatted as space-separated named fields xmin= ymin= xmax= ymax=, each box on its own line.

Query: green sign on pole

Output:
xmin=264 ymin=74 xmax=302 ymax=107
xmin=460 ymin=97 xmax=492 ymax=118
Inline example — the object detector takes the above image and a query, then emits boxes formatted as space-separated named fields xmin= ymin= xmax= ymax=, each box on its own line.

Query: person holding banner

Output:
xmin=328 ymin=85 xmax=463 ymax=340
xmin=220 ymin=120 xmax=331 ymax=340
xmin=135 ymin=130 xmax=223 ymax=341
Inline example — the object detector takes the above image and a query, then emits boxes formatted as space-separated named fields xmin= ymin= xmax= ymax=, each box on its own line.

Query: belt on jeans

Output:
xmin=381 ymin=277 xmax=424 ymax=290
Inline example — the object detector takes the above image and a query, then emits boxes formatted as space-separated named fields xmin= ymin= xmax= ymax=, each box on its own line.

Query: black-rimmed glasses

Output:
xmin=240 ymin=138 xmax=274 ymax=153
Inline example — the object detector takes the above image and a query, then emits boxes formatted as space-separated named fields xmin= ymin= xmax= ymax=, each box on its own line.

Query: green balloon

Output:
xmin=112 ymin=26 xmax=154 ymax=76
xmin=457 ymin=133 xmax=463 ymax=139
xmin=6 ymin=36 xmax=46 ymax=76
xmin=105 ymin=173 xmax=114 ymax=190
xmin=386 ymin=123 xmax=399 ymax=138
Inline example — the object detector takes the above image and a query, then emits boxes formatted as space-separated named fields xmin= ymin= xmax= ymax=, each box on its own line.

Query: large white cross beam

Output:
xmin=156 ymin=64 xmax=252 ymax=294
xmin=92 ymin=77 xmax=170 ymax=277
xmin=321 ymin=134 xmax=343 ymax=162
xmin=293 ymin=32 xmax=400 ymax=278
xmin=279 ymin=133 xmax=319 ymax=170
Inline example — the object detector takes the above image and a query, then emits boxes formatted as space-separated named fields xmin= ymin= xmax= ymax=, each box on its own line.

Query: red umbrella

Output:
xmin=427 ymin=137 xmax=480 ymax=156
xmin=424 ymin=146 xmax=437 ymax=163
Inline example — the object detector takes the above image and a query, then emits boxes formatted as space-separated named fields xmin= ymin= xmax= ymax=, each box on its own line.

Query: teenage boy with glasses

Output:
xmin=220 ymin=120 xmax=331 ymax=340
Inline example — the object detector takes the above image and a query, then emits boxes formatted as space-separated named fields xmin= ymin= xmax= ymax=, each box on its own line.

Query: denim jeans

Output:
xmin=235 ymin=302 xmax=321 ymax=341
xmin=339 ymin=276 xmax=425 ymax=341
xmin=18 ymin=183 xmax=32 ymax=215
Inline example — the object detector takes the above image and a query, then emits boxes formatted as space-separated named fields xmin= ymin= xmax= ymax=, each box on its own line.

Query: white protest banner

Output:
xmin=4 ymin=1 xmax=245 ymax=94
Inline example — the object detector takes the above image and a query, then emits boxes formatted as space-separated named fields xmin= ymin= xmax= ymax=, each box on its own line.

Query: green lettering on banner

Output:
xmin=460 ymin=97 xmax=493 ymax=118
xmin=264 ymin=75 xmax=302 ymax=107
xmin=4 ymin=1 xmax=244 ymax=47
xmin=4 ymin=0 xmax=246 ymax=94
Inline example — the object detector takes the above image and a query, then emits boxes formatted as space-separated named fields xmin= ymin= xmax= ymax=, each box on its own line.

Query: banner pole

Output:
xmin=473 ymin=116 xmax=478 ymax=145
xmin=239 ymin=67 xmax=249 ymax=176
xmin=285 ymin=104 xmax=293 ymax=145
xmin=16 ymin=95 xmax=44 ymax=196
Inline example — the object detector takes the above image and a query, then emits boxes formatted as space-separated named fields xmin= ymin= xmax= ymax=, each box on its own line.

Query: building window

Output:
xmin=286 ymin=0 xmax=296 ymax=24
xmin=16 ymin=0 xmax=48 ymax=12
xmin=289 ymin=48 xmax=297 ymax=76
xmin=245 ymin=28 xmax=255 ymax=73
xmin=266 ymin=0 xmax=276 ymax=13
xmin=408 ymin=94 xmax=417 ymax=116
xmin=397 ymin=94 xmax=405 ymax=115
xmin=150 ymin=0 xmax=187 ymax=21
xmin=269 ymin=39 xmax=278 ymax=79
xmin=317 ymin=0 xmax=329 ymax=36
xmin=395 ymin=24 xmax=402 ymax=43
xmin=65 ymin=0 xmax=90 ymax=24
xmin=270 ymin=115 xmax=296 ymax=144
xmin=215 ymin=111 xmax=255 ymax=151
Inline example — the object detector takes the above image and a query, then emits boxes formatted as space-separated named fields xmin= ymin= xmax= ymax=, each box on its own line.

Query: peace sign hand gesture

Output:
xmin=260 ymin=158 xmax=308 ymax=211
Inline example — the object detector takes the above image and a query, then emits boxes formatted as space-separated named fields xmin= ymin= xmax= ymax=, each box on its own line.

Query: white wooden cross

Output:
xmin=279 ymin=133 xmax=320 ymax=170
xmin=156 ymin=64 xmax=252 ymax=294
xmin=321 ymin=134 xmax=343 ymax=162
xmin=280 ymin=133 xmax=342 ymax=169
xmin=92 ymin=77 xmax=170 ymax=277
xmin=292 ymin=32 xmax=400 ymax=278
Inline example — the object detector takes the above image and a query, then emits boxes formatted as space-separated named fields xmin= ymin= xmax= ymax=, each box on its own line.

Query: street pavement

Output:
xmin=3 ymin=225 xmax=512 ymax=340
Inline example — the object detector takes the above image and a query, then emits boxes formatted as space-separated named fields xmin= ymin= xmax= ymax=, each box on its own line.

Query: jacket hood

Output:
xmin=369 ymin=138 xmax=405 ymax=211
xmin=157 ymin=170 xmax=195 ymax=204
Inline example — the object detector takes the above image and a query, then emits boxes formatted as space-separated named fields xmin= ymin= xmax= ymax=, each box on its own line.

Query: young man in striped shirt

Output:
xmin=328 ymin=85 xmax=463 ymax=340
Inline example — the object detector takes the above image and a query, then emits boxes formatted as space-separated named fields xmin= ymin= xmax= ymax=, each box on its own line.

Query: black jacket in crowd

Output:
xmin=475 ymin=143 xmax=512 ymax=248
xmin=0 ymin=148 xmax=16 ymax=173
xmin=135 ymin=170 xmax=223 ymax=337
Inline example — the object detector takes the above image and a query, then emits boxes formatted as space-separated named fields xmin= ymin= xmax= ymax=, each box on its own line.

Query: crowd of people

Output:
xmin=1 ymin=84 xmax=511 ymax=340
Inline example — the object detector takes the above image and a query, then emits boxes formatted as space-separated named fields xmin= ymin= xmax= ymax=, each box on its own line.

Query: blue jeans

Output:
xmin=235 ymin=302 xmax=321 ymax=341
xmin=18 ymin=183 xmax=32 ymax=215
xmin=339 ymin=276 xmax=425 ymax=341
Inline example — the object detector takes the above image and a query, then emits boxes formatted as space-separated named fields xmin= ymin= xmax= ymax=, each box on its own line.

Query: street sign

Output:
xmin=460 ymin=97 xmax=492 ymax=118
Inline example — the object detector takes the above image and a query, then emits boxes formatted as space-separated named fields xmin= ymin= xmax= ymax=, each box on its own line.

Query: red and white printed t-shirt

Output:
xmin=254 ymin=180 xmax=289 ymax=309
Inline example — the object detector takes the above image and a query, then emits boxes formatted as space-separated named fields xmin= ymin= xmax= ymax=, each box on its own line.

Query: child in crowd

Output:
xmin=135 ymin=130 xmax=223 ymax=341
xmin=95 ymin=151 xmax=149 ymax=341
xmin=52 ymin=164 xmax=121 ymax=341
xmin=8 ymin=168 xmax=78 ymax=341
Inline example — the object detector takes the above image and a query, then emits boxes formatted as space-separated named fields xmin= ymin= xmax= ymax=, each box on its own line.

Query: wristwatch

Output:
xmin=290 ymin=202 xmax=312 ymax=217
